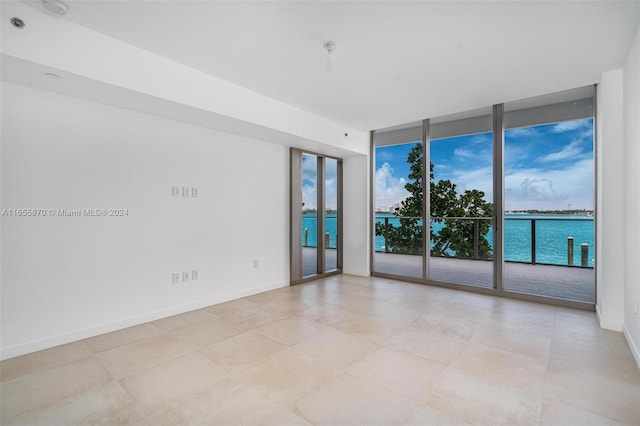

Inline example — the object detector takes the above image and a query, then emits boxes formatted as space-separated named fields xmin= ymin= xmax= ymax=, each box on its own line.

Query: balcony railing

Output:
xmin=375 ymin=215 xmax=594 ymax=268
xmin=505 ymin=216 xmax=593 ymax=267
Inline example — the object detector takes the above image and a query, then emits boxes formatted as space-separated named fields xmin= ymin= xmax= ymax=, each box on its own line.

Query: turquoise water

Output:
xmin=302 ymin=214 xmax=338 ymax=249
xmin=302 ymin=213 xmax=594 ymax=267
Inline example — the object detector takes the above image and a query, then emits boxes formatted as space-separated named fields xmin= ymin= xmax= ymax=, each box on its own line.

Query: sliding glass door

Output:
xmin=372 ymin=109 xmax=495 ymax=289
xmin=373 ymin=137 xmax=424 ymax=279
xmin=324 ymin=158 xmax=339 ymax=273
xmin=301 ymin=154 xmax=318 ymax=278
xmin=502 ymin=89 xmax=595 ymax=303
xmin=428 ymin=109 xmax=494 ymax=288
xmin=291 ymin=149 xmax=342 ymax=284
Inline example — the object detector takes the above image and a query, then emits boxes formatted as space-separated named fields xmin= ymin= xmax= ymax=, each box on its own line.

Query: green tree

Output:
xmin=375 ymin=143 xmax=493 ymax=258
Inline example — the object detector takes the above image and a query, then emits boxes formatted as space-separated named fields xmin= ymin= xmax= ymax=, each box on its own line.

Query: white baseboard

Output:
xmin=596 ymin=304 xmax=602 ymax=323
xmin=595 ymin=305 xmax=624 ymax=331
xmin=0 ymin=280 xmax=287 ymax=361
xmin=623 ymin=325 xmax=640 ymax=370
xmin=342 ymin=268 xmax=370 ymax=277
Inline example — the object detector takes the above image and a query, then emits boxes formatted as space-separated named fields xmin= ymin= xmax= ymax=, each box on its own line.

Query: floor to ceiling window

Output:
xmin=371 ymin=86 xmax=595 ymax=308
xmin=301 ymin=153 xmax=319 ymax=278
xmin=502 ymin=88 xmax=595 ymax=303
xmin=373 ymin=132 xmax=424 ymax=279
xmin=324 ymin=158 xmax=340 ymax=273
xmin=428 ymin=108 xmax=494 ymax=288
xmin=290 ymin=149 xmax=342 ymax=284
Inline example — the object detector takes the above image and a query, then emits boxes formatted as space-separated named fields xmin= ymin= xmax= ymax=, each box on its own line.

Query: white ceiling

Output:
xmin=23 ymin=0 xmax=640 ymax=131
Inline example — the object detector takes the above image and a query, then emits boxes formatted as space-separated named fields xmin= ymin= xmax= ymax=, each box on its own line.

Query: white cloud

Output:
xmin=471 ymin=133 xmax=492 ymax=144
xmin=538 ymin=140 xmax=585 ymax=163
xmin=505 ymin=143 xmax=535 ymax=167
xmin=302 ymin=157 xmax=317 ymax=181
xmin=506 ymin=127 xmax=541 ymax=138
xmin=505 ymin=158 xmax=593 ymax=210
xmin=449 ymin=166 xmax=494 ymax=202
xmin=376 ymin=150 xmax=393 ymax=162
xmin=301 ymin=155 xmax=317 ymax=209
xmin=301 ymin=158 xmax=339 ymax=210
xmin=550 ymin=119 xmax=591 ymax=134
xmin=454 ymin=148 xmax=474 ymax=158
xmin=324 ymin=159 xmax=338 ymax=209
xmin=302 ymin=182 xmax=338 ymax=210
xmin=302 ymin=184 xmax=316 ymax=209
xmin=375 ymin=162 xmax=409 ymax=208
xmin=324 ymin=177 xmax=338 ymax=210
xmin=519 ymin=178 xmax=564 ymax=200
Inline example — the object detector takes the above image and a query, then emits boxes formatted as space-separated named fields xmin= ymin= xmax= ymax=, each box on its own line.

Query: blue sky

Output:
xmin=376 ymin=118 xmax=594 ymax=211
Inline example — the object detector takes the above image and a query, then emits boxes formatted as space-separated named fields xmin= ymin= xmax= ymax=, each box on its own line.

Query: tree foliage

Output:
xmin=375 ymin=143 xmax=493 ymax=258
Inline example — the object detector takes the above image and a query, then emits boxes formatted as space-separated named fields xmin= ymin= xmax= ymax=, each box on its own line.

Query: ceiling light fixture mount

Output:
xmin=323 ymin=41 xmax=336 ymax=72
xmin=10 ymin=17 xmax=25 ymax=28
xmin=43 ymin=0 xmax=69 ymax=16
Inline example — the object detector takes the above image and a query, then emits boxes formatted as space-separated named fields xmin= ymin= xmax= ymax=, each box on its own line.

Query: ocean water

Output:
xmin=302 ymin=213 xmax=594 ymax=267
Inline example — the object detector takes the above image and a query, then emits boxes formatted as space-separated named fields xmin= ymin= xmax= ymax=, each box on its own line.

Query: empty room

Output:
xmin=1 ymin=1 xmax=639 ymax=424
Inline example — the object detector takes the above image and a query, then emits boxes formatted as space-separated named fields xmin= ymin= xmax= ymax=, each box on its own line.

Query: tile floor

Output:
xmin=1 ymin=275 xmax=638 ymax=425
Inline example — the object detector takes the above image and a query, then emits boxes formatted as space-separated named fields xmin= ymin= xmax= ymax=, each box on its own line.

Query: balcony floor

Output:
xmin=302 ymin=249 xmax=594 ymax=303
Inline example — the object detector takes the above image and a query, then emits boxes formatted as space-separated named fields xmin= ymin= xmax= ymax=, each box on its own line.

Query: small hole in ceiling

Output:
xmin=10 ymin=17 xmax=25 ymax=29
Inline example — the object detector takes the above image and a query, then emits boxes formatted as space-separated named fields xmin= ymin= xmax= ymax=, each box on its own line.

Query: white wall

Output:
xmin=0 ymin=82 xmax=290 ymax=360
xmin=623 ymin=24 xmax=640 ymax=366
xmin=342 ymin=154 xmax=370 ymax=276
xmin=596 ymin=70 xmax=625 ymax=331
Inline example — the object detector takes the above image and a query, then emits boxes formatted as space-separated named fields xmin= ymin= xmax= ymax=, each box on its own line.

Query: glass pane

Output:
xmin=503 ymin=118 xmax=595 ymax=302
xmin=325 ymin=158 xmax=338 ymax=272
xmin=504 ymin=218 xmax=532 ymax=263
xmin=428 ymin=131 xmax=494 ymax=288
xmin=302 ymin=154 xmax=317 ymax=277
xmin=373 ymin=141 xmax=423 ymax=278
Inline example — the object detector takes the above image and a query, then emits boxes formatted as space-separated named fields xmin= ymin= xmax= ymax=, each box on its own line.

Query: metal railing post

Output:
xmin=531 ymin=219 xmax=537 ymax=264
xmin=473 ymin=218 xmax=479 ymax=259
xmin=384 ymin=217 xmax=389 ymax=253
